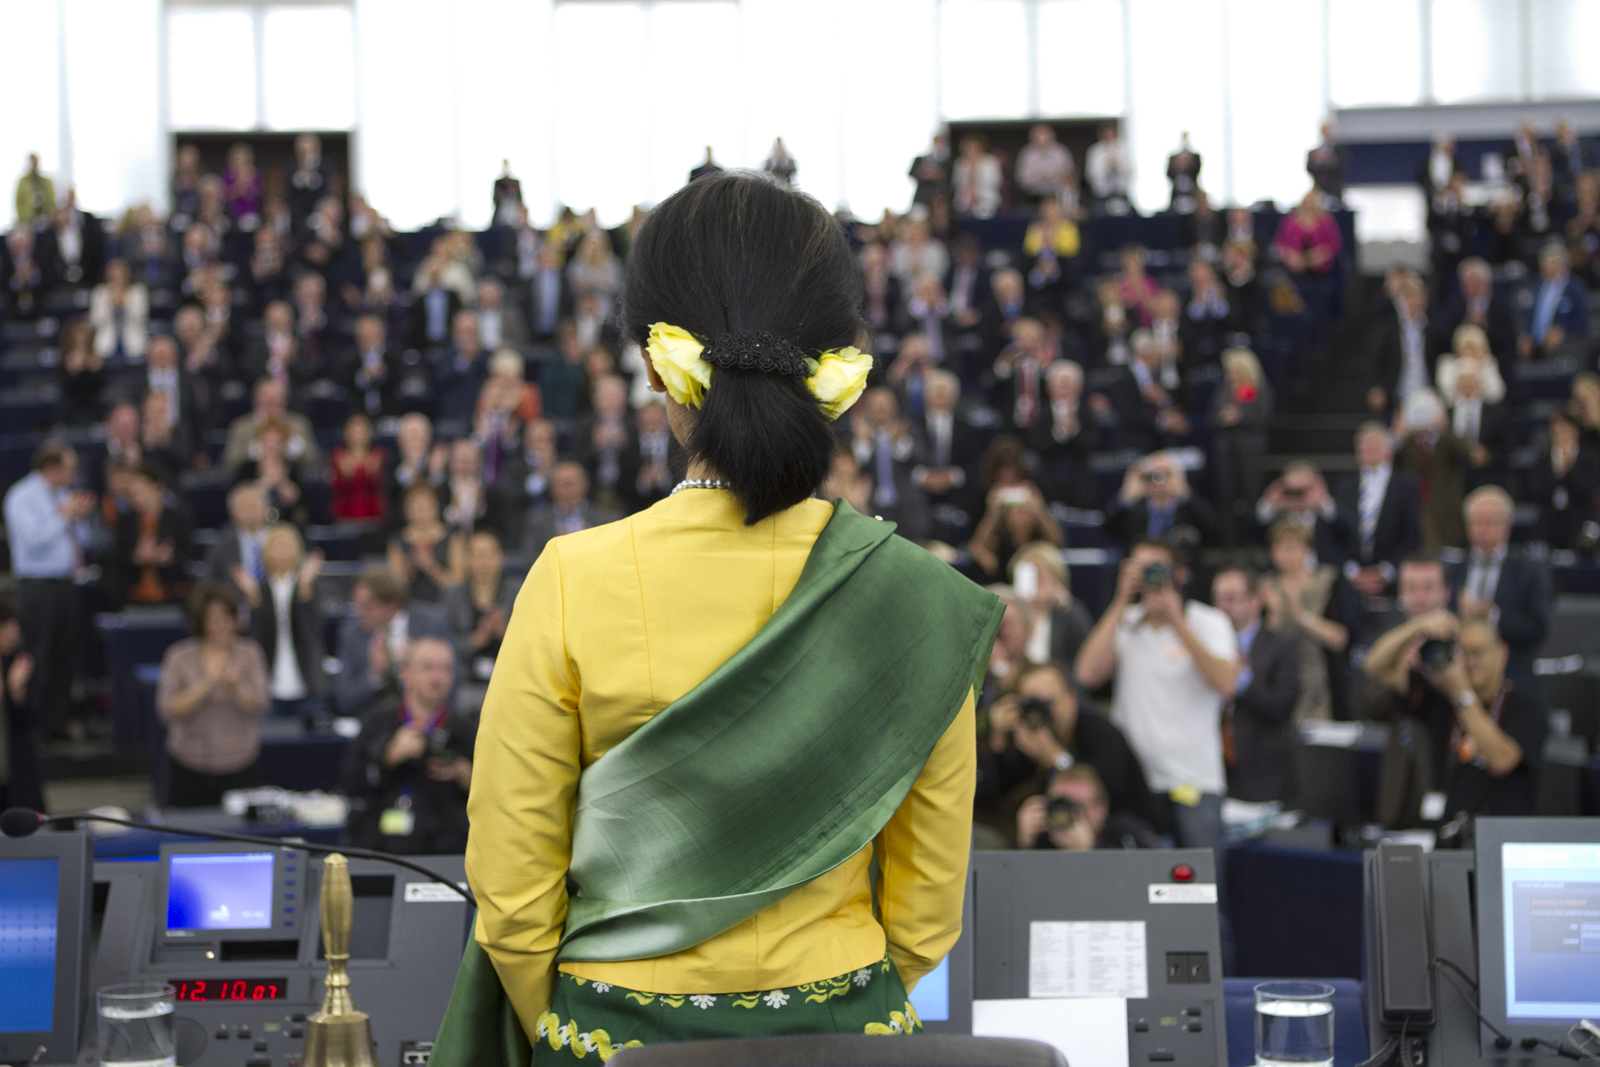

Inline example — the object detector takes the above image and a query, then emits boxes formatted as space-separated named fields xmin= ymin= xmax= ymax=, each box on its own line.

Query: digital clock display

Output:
xmin=172 ymin=979 xmax=287 ymax=1002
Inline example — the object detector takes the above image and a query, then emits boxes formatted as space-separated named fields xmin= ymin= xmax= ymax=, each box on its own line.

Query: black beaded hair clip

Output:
xmin=699 ymin=331 xmax=811 ymax=378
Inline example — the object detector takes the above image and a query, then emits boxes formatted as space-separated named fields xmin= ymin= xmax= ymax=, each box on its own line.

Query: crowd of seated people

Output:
xmin=0 ymin=113 xmax=1596 ymax=861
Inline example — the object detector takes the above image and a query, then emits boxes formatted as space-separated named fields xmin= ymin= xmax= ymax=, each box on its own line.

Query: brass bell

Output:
xmin=302 ymin=855 xmax=378 ymax=1067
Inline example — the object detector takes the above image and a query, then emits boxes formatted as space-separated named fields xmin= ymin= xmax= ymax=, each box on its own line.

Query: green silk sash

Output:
xmin=431 ymin=501 xmax=1002 ymax=1066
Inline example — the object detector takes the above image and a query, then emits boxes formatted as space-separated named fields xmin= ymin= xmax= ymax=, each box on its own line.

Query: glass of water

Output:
xmin=1254 ymin=981 xmax=1334 ymax=1067
xmin=97 ymin=983 xmax=176 ymax=1067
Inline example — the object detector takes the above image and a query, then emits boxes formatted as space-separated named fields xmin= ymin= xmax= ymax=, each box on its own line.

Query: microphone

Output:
xmin=0 ymin=806 xmax=476 ymax=908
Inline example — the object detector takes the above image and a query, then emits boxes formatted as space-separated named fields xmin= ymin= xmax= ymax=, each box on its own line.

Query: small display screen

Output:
xmin=0 ymin=858 xmax=59 ymax=1033
xmin=909 ymin=955 xmax=949 ymax=1023
xmin=1501 ymin=842 xmax=1600 ymax=1019
xmin=167 ymin=853 xmax=276 ymax=931
xmin=172 ymin=979 xmax=288 ymax=1002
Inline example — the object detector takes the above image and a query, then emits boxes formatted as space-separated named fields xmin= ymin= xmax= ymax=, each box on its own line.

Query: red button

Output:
xmin=1171 ymin=864 xmax=1195 ymax=883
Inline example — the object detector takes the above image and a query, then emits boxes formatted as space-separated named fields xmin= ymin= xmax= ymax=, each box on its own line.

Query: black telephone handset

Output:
xmin=1361 ymin=842 xmax=1436 ymax=1067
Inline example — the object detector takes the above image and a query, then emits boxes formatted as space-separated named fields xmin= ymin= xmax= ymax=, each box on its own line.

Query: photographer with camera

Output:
xmin=342 ymin=636 xmax=476 ymax=854
xmin=1102 ymin=451 xmax=1221 ymax=553
xmin=1075 ymin=539 xmax=1239 ymax=850
xmin=1016 ymin=765 xmax=1161 ymax=851
xmin=979 ymin=661 xmax=1165 ymax=843
xmin=1365 ymin=570 xmax=1545 ymax=827
xmin=1255 ymin=459 xmax=1352 ymax=566
xmin=1361 ymin=551 xmax=1470 ymax=827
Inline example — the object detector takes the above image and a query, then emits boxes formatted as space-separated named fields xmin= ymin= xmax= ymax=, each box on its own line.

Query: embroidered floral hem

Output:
xmin=530 ymin=956 xmax=920 ymax=1064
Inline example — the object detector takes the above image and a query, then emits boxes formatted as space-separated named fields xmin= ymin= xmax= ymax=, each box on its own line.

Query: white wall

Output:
xmin=2 ymin=0 xmax=1595 ymax=232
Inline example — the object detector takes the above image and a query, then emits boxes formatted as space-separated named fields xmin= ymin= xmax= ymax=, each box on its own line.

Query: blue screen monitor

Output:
xmin=166 ymin=853 xmax=276 ymax=931
xmin=0 ymin=858 xmax=59 ymax=1033
xmin=0 ymin=832 xmax=92 ymax=1067
xmin=1475 ymin=818 xmax=1600 ymax=1052
xmin=1499 ymin=842 xmax=1600 ymax=1019
xmin=909 ymin=955 xmax=950 ymax=1023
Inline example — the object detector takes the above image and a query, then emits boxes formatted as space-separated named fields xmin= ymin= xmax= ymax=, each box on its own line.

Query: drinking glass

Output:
xmin=97 ymin=983 xmax=176 ymax=1067
xmin=1254 ymin=981 xmax=1334 ymax=1067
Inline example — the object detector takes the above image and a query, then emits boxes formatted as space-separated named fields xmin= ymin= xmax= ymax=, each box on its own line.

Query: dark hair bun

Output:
xmin=622 ymin=172 xmax=863 ymax=525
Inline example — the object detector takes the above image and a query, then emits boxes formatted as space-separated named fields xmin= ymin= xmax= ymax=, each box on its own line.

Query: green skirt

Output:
xmin=529 ymin=957 xmax=921 ymax=1064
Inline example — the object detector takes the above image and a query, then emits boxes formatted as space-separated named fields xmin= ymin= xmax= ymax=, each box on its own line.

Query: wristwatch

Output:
xmin=1053 ymin=751 xmax=1075 ymax=772
xmin=1456 ymin=691 xmax=1477 ymax=709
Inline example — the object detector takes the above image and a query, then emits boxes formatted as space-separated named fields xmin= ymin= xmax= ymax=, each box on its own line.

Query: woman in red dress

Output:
xmin=329 ymin=413 xmax=387 ymax=522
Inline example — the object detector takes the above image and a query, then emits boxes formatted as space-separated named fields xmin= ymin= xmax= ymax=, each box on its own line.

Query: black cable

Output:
xmin=1432 ymin=957 xmax=1585 ymax=1057
xmin=1353 ymin=1036 xmax=1400 ymax=1067
xmin=1431 ymin=957 xmax=1513 ymax=1049
xmin=27 ymin=810 xmax=476 ymax=908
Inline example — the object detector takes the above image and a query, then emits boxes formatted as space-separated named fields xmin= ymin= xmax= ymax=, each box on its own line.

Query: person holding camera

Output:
xmin=1365 ymin=586 xmax=1545 ymax=825
xmin=341 ymin=636 xmax=475 ymax=855
xmin=979 ymin=661 xmax=1165 ymax=843
xmin=1255 ymin=460 xmax=1352 ymax=567
xmin=1016 ymin=765 xmax=1161 ymax=851
xmin=1362 ymin=551 xmax=1466 ymax=827
xmin=1102 ymin=451 xmax=1221 ymax=553
xmin=1075 ymin=539 xmax=1239 ymax=849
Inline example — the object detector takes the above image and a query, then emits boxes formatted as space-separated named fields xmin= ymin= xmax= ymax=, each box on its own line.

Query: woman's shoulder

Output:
xmin=163 ymin=637 xmax=202 ymax=662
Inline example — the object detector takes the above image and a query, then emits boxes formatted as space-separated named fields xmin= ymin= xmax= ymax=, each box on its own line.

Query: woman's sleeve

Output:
xmin=873 ymin=686 xmax=977 ymax=992
xmin=155 ymin=644 xmax=191 ymax=723
xmin=464 ymin=542 xmax=582 ymax=1038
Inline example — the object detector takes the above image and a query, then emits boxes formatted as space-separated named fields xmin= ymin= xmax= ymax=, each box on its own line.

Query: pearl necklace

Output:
xmin=670 ymin=478 xmax=733 ymax=496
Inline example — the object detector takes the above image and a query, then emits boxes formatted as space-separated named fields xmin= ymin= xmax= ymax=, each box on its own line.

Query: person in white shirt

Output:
xmin=232 ymin=523 xmax=326 ymax=716
xmin=953 ymin=137 xmax=1002 ymax=219
xmin=1075 ymin=539 xmax=1239 ymax=849
xmin=1085 ymin=124 xmax=1133 ymax=214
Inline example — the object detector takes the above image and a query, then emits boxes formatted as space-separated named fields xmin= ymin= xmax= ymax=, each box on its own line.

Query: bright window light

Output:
xmin=1530 ymin=0 xmax=1600 ymax=99
xmin=167 ymin=6 xmax=257 ymax=130
xmin=550 ymin=2 xmax=649 ymax=224
xmin=1329 ymin=0 xmax=1422 ymax=107
xmin=1431 ymin=0 xmax=1523 ymax=104
xmin=1037 ymin=0 xmax=1125 ymax=117
xmin=262 ymin=5 xmax=356 ymax=130
xmin=939 ymin=0 xmax=1028 ymax=119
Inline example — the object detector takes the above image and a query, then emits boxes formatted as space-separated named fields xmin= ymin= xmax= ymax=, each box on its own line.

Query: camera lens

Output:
xmin=1046 ymin=797 xmax=1081 ymax=831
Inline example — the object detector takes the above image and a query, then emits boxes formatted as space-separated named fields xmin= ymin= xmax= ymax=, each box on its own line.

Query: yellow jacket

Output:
xmin=465 ymin=489 xmax=975 ymax=1039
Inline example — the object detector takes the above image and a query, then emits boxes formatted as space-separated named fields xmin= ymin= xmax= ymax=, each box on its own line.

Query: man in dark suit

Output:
xmin=1449 ymin=487 xmax=1551 ymax=686
xmin=1518 ymin=243 xmax=1591 ymax=360
xmin=625 ymin=401 xmax=676 ymax=513
xmin=1102 ymin=451 xmax=1221 ymax=552
xmin=943 ymin=234 xmax=989 ymax=343
xmin=1213 ymin=568 xmax=1302 ymax=803
xmin=525 ymin=244 xmax=571 ymax=343
xmin=909 ymin=134 xmax=952 ymax=207
xmin=575 ymin=376 xmax=638 ymax=514
xmin=910 ymin=370 xmax=982 ymax=543
xmin=203 ymin=484 xmax=270 ymax=599
xmin=37 ymin=200 xmax=105 ymax=291
xmin=334 ymin=566 xmax=455 ymax=717
xmin=1368 ymin=275 xmax=1439 ymax=413
xmin=1255 ymin=461 xmax=1355 ymax=569
xmin=1433 ymin=258 xmax=1517 ymax=368
xmin=989 ymin=316 xmax=1052 ymax=434
xmin=431 ymin=310 xmax=487 ymax=426
xmin=850 ymin=387 xmax=929 ymax=541
xmin=520 ymin=462 xmax=622 ymax=561
xmin=1097 ymin=329 xmax=1189 ymax=454
xmin=140 ymin=334 xmax=202 ymax=455
xmin=341 ymin=314 xmax=400 ymax=419
xmin=1335 ymin=423 xmax=1423 ymax=597
xmin=688 ymin=146 xmax=723 ymax=183
xmin=1028 ymin=360 xmax=1097 ymax=509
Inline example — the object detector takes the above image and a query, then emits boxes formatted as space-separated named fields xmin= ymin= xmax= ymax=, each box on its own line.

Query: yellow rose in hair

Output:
xmin=807 ymin=346 xmax=873 ymax=419
xmin=646 ymin=323 xmax=713 ymax=408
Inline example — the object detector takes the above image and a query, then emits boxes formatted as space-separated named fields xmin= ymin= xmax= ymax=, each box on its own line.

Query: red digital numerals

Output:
xmin=172 ymin=979 xmax=286 ymax=1002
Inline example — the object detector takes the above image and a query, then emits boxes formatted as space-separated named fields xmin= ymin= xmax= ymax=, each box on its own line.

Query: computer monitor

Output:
xmin=1474 ymin=818 xmax=1600 ymax=1048
xmin=159 ymin=843 xmax=304 ymax=942
xmin=0 ymin=832 xmax=92 ymax=1065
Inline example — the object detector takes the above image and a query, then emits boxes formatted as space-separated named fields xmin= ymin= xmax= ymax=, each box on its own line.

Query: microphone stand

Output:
xmin=7 ymin=809 xmax=476 ymax=908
